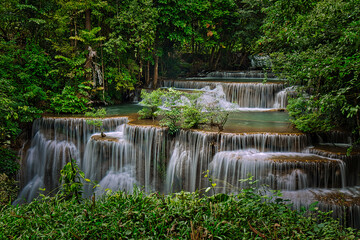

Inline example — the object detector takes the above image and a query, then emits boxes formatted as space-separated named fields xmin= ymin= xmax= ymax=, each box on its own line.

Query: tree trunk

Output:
xmin=209 ymin=47 xmax=215 ymax=70
xmin=85 ymin=9 xmax=91 ymax=31
xmin=139 ymin=59 xmax=142 ymax=83
xmin=101 ymin=41 xmax=106 ymax=103
xmin=214 ymin=48 xmax=222 ymax=70
xmin=239 ymin=52 xmax=248 ymax=68
xmin=85 ymin=9 xmax=92 ymax=82
xmin=146 ymin=60 xmax=150 ymax=87
xmin=153 ymin=54 xmax=159 ymax=88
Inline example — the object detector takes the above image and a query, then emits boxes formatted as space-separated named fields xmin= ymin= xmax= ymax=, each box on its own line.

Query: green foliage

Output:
xmin=53 ymin=55 xmax=87 ymax=85
xmin=138 ymin=88 xmax=231 ymax=133
xmin=85 ymin=108 xmax=107 ymax=136
xmin=0 ymin=148 xmax=19 ymax=178
xmin=138 ymin=89 xmax=166 ymax=120
xmin=58 ymin=159 xmax=85 ymax=203
xmin=180 ymin=92 xmax=208 ymax=129
xmin=0 ymin=187 xmax=358 ymax=238
xmin=106 ymin=66 xmax=138 ymax=92
xmin=0 ymin=173 xmax=18 ymax=205
xmin=159 ymin=107 xmax=182 ymax=135
xmin=259 ymin=0 xmax=360 ymax=142
xmin=0 ymin=0 xmax=265 ymax=149
xmin=50 ymin=86 xmax=89 ymax=114
xmin=57 ymin=158 xmax=99 ymax=204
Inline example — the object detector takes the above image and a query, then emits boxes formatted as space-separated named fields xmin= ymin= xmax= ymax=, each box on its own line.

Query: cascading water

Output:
xmin=16 ymin=117 xmax=128 ymax=204
xmin=273 ymin=86 xmax=296 ymax=109
xmin=17 ymin=71 xmax=360 ymax=228
xmin=282 ymin=188 xmax=360 ymax=228
xmin=209 ymin=150 xmax=346 ymax=192
xmin=205 ymin=71 xmax=277 ymax=79
xmin=162 ymin=80 xmax=285 ymax=109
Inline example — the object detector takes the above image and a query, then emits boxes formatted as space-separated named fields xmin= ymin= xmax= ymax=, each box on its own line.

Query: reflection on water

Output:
xmin=224 ymin=111 xmax=296 ymax=133
xmin=105 ymin=103 xmax=143 ymax=116
xmin=104 ymin=103 xmax=295 ymax=133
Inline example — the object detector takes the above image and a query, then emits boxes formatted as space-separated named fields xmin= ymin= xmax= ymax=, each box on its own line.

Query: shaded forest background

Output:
xmin=0 ymin=0 xmax=359 ymax=178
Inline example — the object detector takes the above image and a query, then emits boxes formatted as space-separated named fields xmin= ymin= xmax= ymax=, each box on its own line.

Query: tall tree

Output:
xmin=259 ymin=0 xmax=360 ymax=144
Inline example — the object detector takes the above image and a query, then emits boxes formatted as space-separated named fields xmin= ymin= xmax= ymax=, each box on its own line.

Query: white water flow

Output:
xmin=209 ymin=150 xmax=346 ymax=192
xmin=16 ymin=117 xmax=128 ymax=203
xmin=17 ymin=72 xmax=360 ymax=228
xmin=281 ymin=188 xmax=360 ymax=228
xmin=162 ymin=80 xmax=285 ymax=109
xmin=273 ymin=86 xmax=297 ymax=109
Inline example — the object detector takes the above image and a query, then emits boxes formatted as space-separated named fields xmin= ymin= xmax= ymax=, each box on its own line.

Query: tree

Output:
xmin=258 ymin=0 xmax=360 ymax=144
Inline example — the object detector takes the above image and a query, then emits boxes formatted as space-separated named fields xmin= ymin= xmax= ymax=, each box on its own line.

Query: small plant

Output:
xmin=138 ymin=88 xmax=232 ymax=133
xmin=203 ymin=170 xmax=217 ymax=195
xmin=59 ymin=159 xmax=84 ymax=203
xmin=138 ymin=89 xmax=165 ymax=120
xmin=58 ymin=159 xmax=98 ymax=203
xmin=158 ymin=107 xmax=182 ymax=135
xmin=205 ymin=102 xmax=231 ymax=132
xmin=85 ymin=108 xmax=107 ymax=137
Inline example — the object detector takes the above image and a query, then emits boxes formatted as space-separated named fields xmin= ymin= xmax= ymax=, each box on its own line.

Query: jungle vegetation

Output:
xmin=0 ymin=1 xmax=359 ymax=231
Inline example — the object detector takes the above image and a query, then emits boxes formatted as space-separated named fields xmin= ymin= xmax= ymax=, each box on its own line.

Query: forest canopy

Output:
xmin=0 ymin=0 xmax=359 ymax=150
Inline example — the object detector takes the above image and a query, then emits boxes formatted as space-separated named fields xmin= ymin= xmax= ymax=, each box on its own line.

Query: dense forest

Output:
xmin=0 ymin=0 xmax=359 ymax=200
xmin=1 ymin=0 xmax=360 ymax=237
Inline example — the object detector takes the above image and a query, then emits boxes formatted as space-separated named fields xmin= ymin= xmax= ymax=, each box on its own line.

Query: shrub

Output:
xmin=50 ymin=86 xmax=89 ymax=114
xmin=0 ymin=147 xmax=19 ymax=177
xmin=85 ymin=108 xmax=107 ymax=137
xmin=138 ymin=89 xmax=166 ymax=120
xmin=1 ymin=187 xmax=358 ymax=239
xmin=138 ymin=88 xmax=229 ymax=133
xmin=0 ymin=173 xmax=18 ymax=205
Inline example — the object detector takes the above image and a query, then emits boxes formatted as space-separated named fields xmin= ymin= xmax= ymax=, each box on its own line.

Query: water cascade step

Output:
xmin=204 ymin=71 xmax=278 ymax=79
xmin=282 ymin=188 xmax=360 ymax=228
xmin=16 ymin=117 xmax=128 ymax=204
xmin=16 ymin=72 xmax=360 ymax=228
xmin=162 ymin=80 xmax=289 ymax=109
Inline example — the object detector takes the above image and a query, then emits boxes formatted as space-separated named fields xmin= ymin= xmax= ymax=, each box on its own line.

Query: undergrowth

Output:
xmin=2 ymin=163 xmax=358 ymax=239
xmin=1 ymin=188 xmax=358 ymax=239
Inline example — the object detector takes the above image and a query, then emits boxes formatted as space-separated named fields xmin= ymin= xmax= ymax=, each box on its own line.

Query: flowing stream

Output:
xmin=17 ymin=71 xmax=360 ymax=228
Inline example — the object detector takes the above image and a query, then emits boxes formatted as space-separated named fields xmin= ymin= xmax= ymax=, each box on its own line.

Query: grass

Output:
xmin=1 ymin=187 xmax=358 ymax=239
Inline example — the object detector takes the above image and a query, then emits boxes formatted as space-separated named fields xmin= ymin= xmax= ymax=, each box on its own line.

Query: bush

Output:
xmin=50 ymin=86 xmax=89 ymax=114
xmin=0 ymin=173 xmax=18 ymax=205
xmin=85 ymin=108 xmax=107 ymax=137
xmin=0 ymin=147 xmax=19 ymax=177
xmin=1 ymin=187 xmax=358 ymax=239
xmin=138 ymin=89 xmax=166 ymax=120
xmin=138 ymin=88 xmax=229 ymax=133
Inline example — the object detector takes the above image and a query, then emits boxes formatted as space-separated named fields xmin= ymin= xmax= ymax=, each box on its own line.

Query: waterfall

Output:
xmin=16 ymin=117 xmax=128 ymax=203
xmin=165 ymin=130 xmax=215 ymax=193
xmin=219 ymin=133 xmax=309 ymax=152
xmin=165 ymin=131 xmax=311 ymax=193
xmin=273 ymin=87 xmax=296 ymax=109
xmin=282 ymin=188 xmax=360 ymax=228
xmin=16 ymin=101 xmax=358 ymax=228
xmin=15 ymin=132 xmax=80 ymax=204
xmin=205 ymin=71 xmax=276 ymax=79
xmin=209 ymin=150 xmax=346 ymax=192
xmin=162 ymin=80 xmax=285 ymax=108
